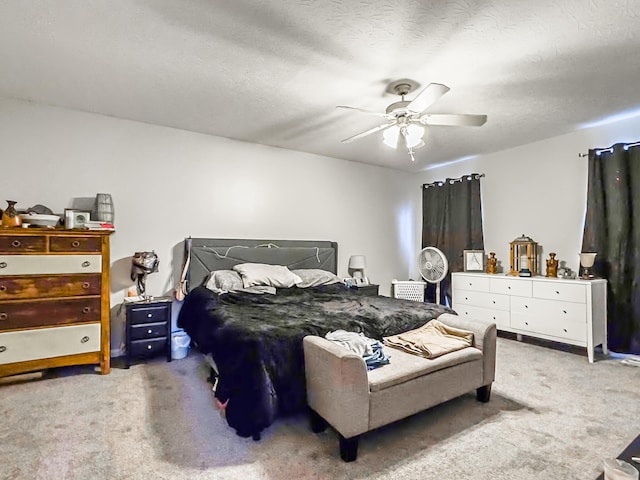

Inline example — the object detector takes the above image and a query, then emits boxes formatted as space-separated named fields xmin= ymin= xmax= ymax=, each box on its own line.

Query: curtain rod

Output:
xmin=578 ymin=141 xmax=640 ymax=157
xmin=423 ymin=173 xmax=485 ymax=188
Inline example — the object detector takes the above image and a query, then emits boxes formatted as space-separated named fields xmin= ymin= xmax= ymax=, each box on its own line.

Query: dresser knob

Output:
xmin=0 ymin=262 xmax=6 ymax=269
xmin=555 ymin=290 xmax=560 ymax=294
xmin=11 ymin=240 xmax=21 ymax=247
xmin=508 ymin=286 xmax=511 ymax=289
xmin=147 ymin=329 xmax=152 ymax=334
xmin=0 ymin=313 xmax=7 ymax=320
xmin=147 ymin=313 xmax=153 ymax=318
xmin=0 ymin=346 xmax=6 ymax=353
xmin=563 ymin=310 xmax=567 ymax=314
xmin=82 ymin=306 xmax=90 ymax=314
xmin=147 ymin=345 xmax=152 ymax=350
xmin=492 ymin=300 xmax=496 ymax=304
xmin=72 ymin=240 xmax=81 ymax=248
xmin=563 ymin=328 xmax=567 ymax=333
xmin=82 ymin=282 xmax=90 ymax=289
xmin=525 ymin=305 xmax=528 ymax=309
xmin=81 ymin=336 xmax=90 ymax=343
xmin=0 ymin=285 xmax=6 ymax=292
xmin=82 ymin=261 xmax=91 ymax=268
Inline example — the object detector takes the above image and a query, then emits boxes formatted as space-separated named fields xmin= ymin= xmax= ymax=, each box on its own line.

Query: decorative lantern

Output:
xmin=509 ymin=234 xmax=539 ymax=277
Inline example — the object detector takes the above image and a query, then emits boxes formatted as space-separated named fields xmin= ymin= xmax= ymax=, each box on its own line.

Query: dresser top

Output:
xmin=452 ymin=271 xmax=607 ymax=284
xmin=0 ymin=228 xmax=114 ymax=236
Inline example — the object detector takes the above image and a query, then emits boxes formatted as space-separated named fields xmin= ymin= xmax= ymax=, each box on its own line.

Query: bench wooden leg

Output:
xmin=309 ymin=408 xmax=327 ymax=433
xmin=476 ymin=384 xmax=492 ymax=403
xmin=339 ymin=434 xmax=359 ymax=462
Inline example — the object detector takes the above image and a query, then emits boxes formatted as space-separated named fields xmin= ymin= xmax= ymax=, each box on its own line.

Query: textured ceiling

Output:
xmin=1 ymin=1 xmax=640 ymax=172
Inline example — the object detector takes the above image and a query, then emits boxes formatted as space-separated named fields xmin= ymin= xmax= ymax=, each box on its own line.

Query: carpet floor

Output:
xmin=1 ymin=336 xmax=639 ymax=480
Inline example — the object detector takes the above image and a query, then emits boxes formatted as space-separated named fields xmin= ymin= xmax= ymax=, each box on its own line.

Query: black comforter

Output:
xmin=177 ymin=284 xmax=454 ymax=438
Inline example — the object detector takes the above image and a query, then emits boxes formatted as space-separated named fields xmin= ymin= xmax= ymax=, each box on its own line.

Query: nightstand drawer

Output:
xmin=129 ymin=322 xmax=168 ymax=341
xmin=128 ymin=304 xmax=170 ymax=324
xmin=129 ymin=337 xmax=168 ymax=358
xmin=352 ymin=284 xmax=379 ymax=296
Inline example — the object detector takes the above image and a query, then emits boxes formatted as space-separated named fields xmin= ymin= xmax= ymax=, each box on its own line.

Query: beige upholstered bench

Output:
xmin=303 ymin=313 xmax=497 ymax=461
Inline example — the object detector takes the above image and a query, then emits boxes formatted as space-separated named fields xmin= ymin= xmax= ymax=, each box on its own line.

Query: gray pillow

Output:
xmin=205 ymin=270 xmax=244 ymax=291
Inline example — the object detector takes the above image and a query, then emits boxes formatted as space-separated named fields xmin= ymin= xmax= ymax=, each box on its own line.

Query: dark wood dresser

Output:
xmin=0 ymin=229 xmax=114 ymax=378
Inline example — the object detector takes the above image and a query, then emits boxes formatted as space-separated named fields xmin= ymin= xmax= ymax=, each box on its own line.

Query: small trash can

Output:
xmin=171 ymin=330 xmax=191 ymax=360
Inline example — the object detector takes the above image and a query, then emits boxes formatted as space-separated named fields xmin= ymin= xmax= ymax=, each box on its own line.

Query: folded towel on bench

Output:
xmin=383 ymin=318 xmax=473 ymax=359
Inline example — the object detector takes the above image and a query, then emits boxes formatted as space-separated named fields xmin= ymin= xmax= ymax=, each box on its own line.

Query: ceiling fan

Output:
xmin=337 ymin=79 xmax=487 ymax=161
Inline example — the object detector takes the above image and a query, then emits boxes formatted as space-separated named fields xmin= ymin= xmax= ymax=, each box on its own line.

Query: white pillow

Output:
xmin=233 ymin=263 xmax=302 ymax=288
xmin=292 ymin=269 xmax=341 ymax=288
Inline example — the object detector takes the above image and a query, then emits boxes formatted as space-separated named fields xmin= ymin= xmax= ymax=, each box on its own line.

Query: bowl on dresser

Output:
xmin=18 ymin=213 xmax=61 ymax=227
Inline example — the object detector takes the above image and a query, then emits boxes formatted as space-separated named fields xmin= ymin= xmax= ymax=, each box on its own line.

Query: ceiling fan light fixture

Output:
xmin=403 ymin=124 xmax=425 ymax=149
xmin=383 ymin=125 xmax=400 ymax=148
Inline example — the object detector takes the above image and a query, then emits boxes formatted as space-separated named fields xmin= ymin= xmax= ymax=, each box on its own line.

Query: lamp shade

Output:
xmin=404 ymin=124 xmax=425 ymax=148
xmin=382 ymin=126 xmax=400 ymax=149
xmin=348 ymin=255 xmax=367 ymax=270
xmin=579 ymin=252 xmax=597 ymax=268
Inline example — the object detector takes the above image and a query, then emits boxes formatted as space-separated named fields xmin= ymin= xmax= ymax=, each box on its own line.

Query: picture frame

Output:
xmin=64 ymin=209 xmax=91 ymax=229
xmin=463 ymin=249 xmax=485 ymax=272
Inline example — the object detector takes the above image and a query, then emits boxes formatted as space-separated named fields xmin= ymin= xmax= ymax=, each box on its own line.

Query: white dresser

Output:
xmin=451 ymin=272 xmax=607 ymax=363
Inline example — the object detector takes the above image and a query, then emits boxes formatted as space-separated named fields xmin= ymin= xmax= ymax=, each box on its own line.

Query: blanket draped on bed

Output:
xmin=177 ymin=284 xmax=454 ymax=438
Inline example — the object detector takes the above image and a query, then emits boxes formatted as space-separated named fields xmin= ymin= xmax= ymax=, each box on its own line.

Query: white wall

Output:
xmin=0 ymin=98 xmax=419 ymax=354
xmin=416 ymin=114 xmax=640 ymax=277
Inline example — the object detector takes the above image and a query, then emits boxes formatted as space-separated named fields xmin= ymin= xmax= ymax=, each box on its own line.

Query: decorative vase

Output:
xmin=92 ymin=193 xmax=114 ymax=223
xmin=1 ymin=200 xmax=22 ymax=228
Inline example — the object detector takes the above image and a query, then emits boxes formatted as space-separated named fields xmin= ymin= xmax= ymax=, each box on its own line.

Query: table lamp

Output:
xmin=579 ymin=252 xmax=597 ymax=279
xmin=348 ymin=255 xmax=367 ymax=282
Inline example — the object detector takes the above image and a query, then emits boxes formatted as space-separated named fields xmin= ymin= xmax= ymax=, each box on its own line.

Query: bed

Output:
xmin=176 ymin=238 xmax=454 ymax=439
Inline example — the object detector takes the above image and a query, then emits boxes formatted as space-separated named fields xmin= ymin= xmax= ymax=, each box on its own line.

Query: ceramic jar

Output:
xmin=1 ymin=200 xmax=22 ymax=227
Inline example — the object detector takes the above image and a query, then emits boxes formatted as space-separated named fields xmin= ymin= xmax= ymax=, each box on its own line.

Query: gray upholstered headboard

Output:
xmin=184 ymin=238 xmax=338 ymax=292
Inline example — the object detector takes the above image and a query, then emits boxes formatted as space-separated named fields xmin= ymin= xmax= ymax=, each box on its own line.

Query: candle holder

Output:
xmin=509 ymin=234 xmax=538 ymax=277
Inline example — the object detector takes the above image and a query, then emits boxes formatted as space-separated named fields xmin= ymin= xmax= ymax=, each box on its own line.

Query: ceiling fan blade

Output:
xmin=336 ymin=105 xmax=391 ymax=118
xmin=341 ymin=122 xmax=395 ymax=143
xmin=419 ymin=113 xmax=488 ymax=127
xmin=406 ymin=83 xmax=450 ymax=114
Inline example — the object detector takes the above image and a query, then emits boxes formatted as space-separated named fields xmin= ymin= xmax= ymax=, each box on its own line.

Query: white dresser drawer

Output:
xmin=0 ymin=324 xmax=101 ymax=365
xmin=490 ymin=276 xmax=532 ymax=297
xmin=454 ymin=290 xmax=509 ymax=310
xmin=511 ymin=297 xmax=587 ymax=324
xmin=510 ymin=313 xmax=587 ymax=343
xmin=532 ymin=280 xmax=586 ymax=303
xmin=455 ymin=304 xmax=510 ymax=330
xmin=452 ymin=274 xmax=490 ymax=292
xmin=0 ymin=254 xmax=102 ymax=275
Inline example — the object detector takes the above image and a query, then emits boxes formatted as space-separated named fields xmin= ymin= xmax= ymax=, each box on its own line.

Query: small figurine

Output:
xmin=546 ymin=252 xmax=558 ymax=278
xmin=486 ymin=252 xmax=498 ymax=274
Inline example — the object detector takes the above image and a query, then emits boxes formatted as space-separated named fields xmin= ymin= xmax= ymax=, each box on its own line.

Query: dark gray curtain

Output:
xmin=582 ymin=143 xmax=640 ymax=354
xmin=422 ymin=174 xmax=484 ymax=304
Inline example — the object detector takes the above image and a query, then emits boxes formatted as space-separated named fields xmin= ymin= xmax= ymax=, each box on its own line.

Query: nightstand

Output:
xmin=351 ymin=284 xmax=380 ymax=296
xmin=125 ymin=297 xmax=172 ymax=368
